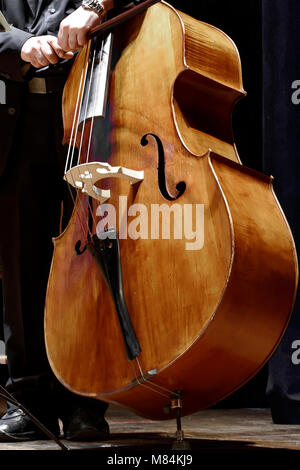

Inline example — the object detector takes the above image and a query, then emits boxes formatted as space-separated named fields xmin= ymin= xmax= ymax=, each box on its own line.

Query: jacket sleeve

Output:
xmin=0 ymin=27 xmax=34 ymax=82
xmin=0 ymin=0 xmax=146 ymax=82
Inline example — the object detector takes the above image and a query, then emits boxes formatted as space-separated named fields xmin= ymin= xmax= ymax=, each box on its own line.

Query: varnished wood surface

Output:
xmin=45 ymin=1 xmax=297 ymax=420
xmin=0 ymin=406 xmax=300 ymax=452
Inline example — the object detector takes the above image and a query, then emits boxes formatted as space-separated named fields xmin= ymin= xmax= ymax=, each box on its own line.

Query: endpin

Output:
xmin=170 ymin=391 xmax=191 ymax=450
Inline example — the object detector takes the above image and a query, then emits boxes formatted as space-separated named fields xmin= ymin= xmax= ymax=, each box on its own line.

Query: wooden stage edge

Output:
xmin=0 ymin=405 xmax=299 ymax=452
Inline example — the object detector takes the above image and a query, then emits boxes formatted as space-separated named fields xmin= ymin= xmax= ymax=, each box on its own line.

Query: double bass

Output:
xmin=44 ymin=1 xmax=298 ymax=421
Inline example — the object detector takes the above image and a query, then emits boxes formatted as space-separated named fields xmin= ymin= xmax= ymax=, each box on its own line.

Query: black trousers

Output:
xmin=0 ymin=90 xmax=107 ymax=418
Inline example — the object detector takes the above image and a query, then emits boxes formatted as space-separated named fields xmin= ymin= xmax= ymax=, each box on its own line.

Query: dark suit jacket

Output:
xmin=0 ymin=1 xmax=30 ymax=174
xmin=0 ymin=0 xmax=82 ymax=175
xmin=0 ymin=0 xmax=141 ymax=175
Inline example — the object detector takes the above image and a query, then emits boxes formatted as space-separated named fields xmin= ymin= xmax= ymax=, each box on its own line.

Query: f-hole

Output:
xmin=141 ymin=133 xmax=186 ymax=201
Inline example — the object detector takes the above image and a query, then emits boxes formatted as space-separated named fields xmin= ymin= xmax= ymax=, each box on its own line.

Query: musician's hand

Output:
xmin=57 ymin=6 xmax=105 ymax=52
xmin=21 ymin=35 xmax=74 ymax=68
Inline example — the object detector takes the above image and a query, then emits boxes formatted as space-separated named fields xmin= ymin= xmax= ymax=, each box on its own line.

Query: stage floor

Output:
xmin=0 ymin=405 xmax=299 ymax=452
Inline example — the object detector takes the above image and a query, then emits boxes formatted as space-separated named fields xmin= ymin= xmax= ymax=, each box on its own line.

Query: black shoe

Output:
xmin=64 ymin=407 xmax=110 ymax=441
xmin=0 ymin=408 xmax=60 ymax=441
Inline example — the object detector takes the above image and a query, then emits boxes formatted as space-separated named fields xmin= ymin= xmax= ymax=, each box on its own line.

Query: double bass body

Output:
xmin=44 ymin=2 xmax=298 ymax=420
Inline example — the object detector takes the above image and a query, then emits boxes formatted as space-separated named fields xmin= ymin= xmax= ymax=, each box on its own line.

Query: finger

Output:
xmin=31 ymin=48 xmax=50 ymax=68
xmin=31 ymin=57 xmax=48 ymax=68
xmin=58 ymin=23 xmax=81 ymax=52
xmin=40 ymin=42 xmax=60 ymax=65
xmin=48 ymin=37 xmax=74 ymax=59
xmin=77 ymin=28 xmax=89 ymax=48
xmin=30 ymin=57 xmax=43 ymax=68
xmin=58 ymin=50 xmax=74 ymax=59
xmin=57 ymin=23 xmax=69 ymax=52
xmin=67 ymin=27 xmax=80 ymax=51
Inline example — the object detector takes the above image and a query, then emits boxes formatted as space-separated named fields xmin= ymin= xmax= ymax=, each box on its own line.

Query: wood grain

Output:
xmin=44 ymin=2 xmax=298 ymax=420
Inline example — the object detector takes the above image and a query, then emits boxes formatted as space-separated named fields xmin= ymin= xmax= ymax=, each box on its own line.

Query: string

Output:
xmin=63 ymin=43 xmax=92 ymax=239
xmin=69 ymin=34 xmax=112 ymax=240
xmin=64 ymin=40 xmax=100 ymax=240
xmin=85 ymin=36 xmax=107 ymax=165
xmin=81 ymin=36 xmax=110 ymax=234
xmin=130 ymin=358 xmax=180 ymax=400
xmin=64 ymin=45 xmax=90 ymax=175
xmin=130 ymin=361 xmax=169 ymax=399
xmin=76 ymin=37 xmax=108 ymax=234
xmin=76 ymin=45 xmax=97 ymax=166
